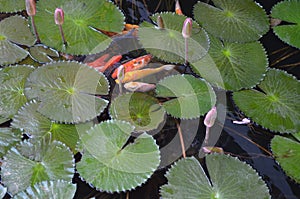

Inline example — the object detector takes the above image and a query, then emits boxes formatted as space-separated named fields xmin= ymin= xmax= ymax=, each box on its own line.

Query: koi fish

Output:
xmin=86 ymin=54 xmax=122 ymax=73
xmin=175 ymin=0 xmax=183 ymax=15
xmin=124 ymin=82 xmax=156 ymax=92
xmin=115 ymin=64 xmax=175 ymax=83
xmin=86 ymin=54 xmax=110 ymax=68
xmin=111 ymin=54 xmax=152 ymax=79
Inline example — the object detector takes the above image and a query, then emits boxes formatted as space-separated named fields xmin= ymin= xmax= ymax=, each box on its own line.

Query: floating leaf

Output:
xmin=271 ymin=136 xmax=300 ymax=183
xmin=233 ymin=69 xmax=300 ymax=134
xmin=13 ymin=180 xmax=76 ymax=199
xmin=0 ymin=0 xmax=25 ymax=13
xmin=34 ymin=0 xmax=125 ymax=55
xmin=191 ymin=35 xmax=268 ymax=91
xmin=109 ymin=93 xmax=166 ymax=132
xmin=11 ymin=100 xmax=93 ymax=152
xmin=25 ymin=61 xmax=109 ymax=123
xmin=293 ymin=132 xmax=300 ymax=142
xmin=1 ymin=137 xmax=74 ymax=195
xmin=29 ymin=44 xmax=60 ymax=63
xmin=77 ymin=120 xmax=160 ymax=192
xmin=139 ymin=12 xmax=209 ymax=63
xmin=271 ymin=0 xmax=300 ymax=49
xmin=161 ymin=155 xmax=270 ymax=199
xmin=0 ymin=65 xmax=34 ymax=119
xmin=0 ymin=128 xmax=21 ymax=158
xmin=155 ymin=74 xmax=216 ymax=119
xmin=193 ymin=0 xmax=269 ymax=42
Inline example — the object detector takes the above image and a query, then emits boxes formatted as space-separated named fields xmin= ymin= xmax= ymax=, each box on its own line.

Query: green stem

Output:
xmin=185 ymin=37 xmax=188 ymax=65
xmin=31 ymin=16 xmax=40 ymax=43
xmin=58 ymin=24 xmax=67 ymax=46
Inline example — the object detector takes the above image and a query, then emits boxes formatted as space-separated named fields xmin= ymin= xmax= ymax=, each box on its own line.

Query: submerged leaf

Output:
xmin=29 ymin=44 xmax=60 ymax=63
xmin=233 ymin=69 xmax=300 ymax=134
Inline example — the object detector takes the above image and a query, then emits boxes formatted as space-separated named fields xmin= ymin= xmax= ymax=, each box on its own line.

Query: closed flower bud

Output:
xmin=54 ymin=8 xmax=64 ymax=25
xmin=182 ymin=18 xmax=192 ymax=39
xmin=26 ymin=0 xmax=36 ymax=16
xmin=204 ymin=106 xmax=217 ymax=128
xmin=157 ymin=15 xmax=164 ymax=29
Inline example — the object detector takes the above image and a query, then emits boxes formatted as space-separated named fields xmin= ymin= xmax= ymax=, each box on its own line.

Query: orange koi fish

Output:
xmin=124 ymin=81 xmax=156 ymax=92
xmin=115 ymin=64 xmax=175 ymax=84
xmin=175 ymin=0 xmax=183 ymax=15
xmin=86 ymin=54 xmax=110 ymax=68
xmin=86 ymin=54 xmax=122 ymax=73
xmin=111 ymin=54 xmax=152 ymax=79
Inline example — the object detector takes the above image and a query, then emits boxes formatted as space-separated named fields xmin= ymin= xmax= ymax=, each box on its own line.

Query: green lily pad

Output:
xmin=0 ymin=128 xmax=21 ymax=158
xmin=191 ymin=35 xmax=268 ymax=91
xmin=24 ymin=61 xmax=109 ymax=123
xmin=29 ymin=44 xmax=60 ymax=63
xmin=155 ymin=74 xmax=216 ymax=119
xmin=1 ymin=137 xmax=74 ymax=195
xmin=233 ymin=69 xmax=300 ymax=134
xmin=271 ymin=136 xmax=300 ymax=183
xmin=293 ymin=132 xmax=300 ymax=142
xmin=139 ymin=12 xmax=209 ymax=64
xmin=109 ymin=93 xmax=166 ymax=132
xmin=77 ymin=120 xmax=160 ymax=192
xmin=0 ymin=65 xmax=35 ymax=119
xmin=161 ymin=155 xmax=270 ymax=199
xmin=13 ymin=180 xmax=76 ymax=199
xmin=0 ymin=0 xmax=24 ymax=13
xmin=34 ymin=0 xmax=125 ymax=55
xmin=271 ymin=0 xmax=300 ymax=49
xmin=193 ymin=0 xmax=269 ymax=43
xmin=11 ymin=100 xmax=93 ymax=152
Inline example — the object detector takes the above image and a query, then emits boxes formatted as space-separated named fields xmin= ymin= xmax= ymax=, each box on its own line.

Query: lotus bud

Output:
xmin=182 ymin=18 xmax=192 ymax=39
xmin=25 ymin=0 xmax=36 ymax=16
xmin=157 ymin=15 xmax=164 ymax=29
xmin=204 ymin=106 xmax=217 ymax=128
xmin=54 ymin=8 xmax=64 ymax=25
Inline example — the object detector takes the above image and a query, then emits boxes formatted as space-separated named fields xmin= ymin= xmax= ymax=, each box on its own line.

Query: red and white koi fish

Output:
xmin=86 ymin=54 xmax=122 ymax=73
xmin=111 ymin=54 xmax=152 ymax=79
xmin=115 ymin=64 xmax=175 ymax=84
xmin=175 ymin=0 xmax=183 ymax=15
xmin=124 ymin=81 xmax=156 ymax=92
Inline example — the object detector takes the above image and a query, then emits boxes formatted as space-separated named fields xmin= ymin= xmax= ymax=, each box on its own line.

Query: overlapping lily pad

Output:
xmin=0 ymin=65 xmax=34 ymax=120
xmin=0 ymin=128 xmax=21 ymax=158
xmin=34 ymin=0 xmax=125 ymax=55
xmin=138 ymin=12 xmax=209 ymax=64
xmin=155 ymin=74 xmax=216 ymax=119
xmin=271 ymin=136 xmax=300 ymax=183
xmin=29 ymin=44 xmax=60 ymax=63
xmin=77 ymin=120 xmax=160 ymax=192
xmin=0 ymin=0 xmax=24 ymax=13
xmin=271 ymin=0 xmax=300 ymax=49
xmin=233 ymin=69 xmax=300 ymax=134
xmin=0 ymin=15 xmax=36 ymax=65
xmin=161 ymin=155 xmax=270 ymax=199
xmin=109 ymin=93 xmax=166 ymax=132
xmin=1 ymin=137 xmax=74 ymax=195
xmin=193 ymin=0 xmax=269 ymax=43
xmin=191 ymin=35 xmax=268 ymax=91
xmin=24 ymin=61 xmax=109 ymax=123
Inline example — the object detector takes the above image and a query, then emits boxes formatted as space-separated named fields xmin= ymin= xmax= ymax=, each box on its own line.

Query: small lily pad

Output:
xmin=233 ymin=69 xmax=300 ymax=134
xmin=0 ymin=128 xmax=21 ymax=158
xmin=191 ymin=35 xmax=268 ymax=91
xmin=34 ymin=0 xmax=125 ymax=55
xmin=29 ymin=44 xmax=60 ymax=63
xmin=0 ymin=0 xmax=25 ymax=13
xmin=193 ymin=0 xmax=269 ymax=42
xmin=271 ymin=0 xmax=300 ymax=49
xmin=161 ymin=155 xmax=270 ymax=199
xmin=1 ymin=137 xmax=74 ymax=195
xmin=0 ymin=65 xmax=34 ymax=119
xmin=13 ymin=180 xmax=76 ymax=199
xmin=77 ymin=120 xmax=160 ymax=192
xmin=155 ymin=74 xmax=216 ymax=119
xmin=139 ymin=12 xmax=209 ymax=64
xmin=24 ymin=61 xmax=109 ymax=123
xmin=109 ymin=93 xmax=166 ymax=132
xmin=271 ymin=136 xmax=300 ymax=183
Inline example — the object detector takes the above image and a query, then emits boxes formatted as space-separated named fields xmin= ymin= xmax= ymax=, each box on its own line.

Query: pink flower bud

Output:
xmin=54 ymin=8 xmax=64 ymax=25
xmin=25 ymin=0 xmax=36 ymax=16
xmin=204 ymin=106 xmax=217 ymax=128
xmin=157 ymin=15 xmax=164 ymax=29
xmin=182 ymin=18 xmax=192 ymax=39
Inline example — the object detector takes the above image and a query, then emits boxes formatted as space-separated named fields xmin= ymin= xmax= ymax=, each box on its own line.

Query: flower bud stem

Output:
xmin=30 ymin=16 xmax=40 ymax=43
xmin=176 ymin=119 xmax=186 ymax=158
xmin=58 ymin=24 xmax=67 ymax=46
xmin=184 ymin=37 xmax=188 ymax=65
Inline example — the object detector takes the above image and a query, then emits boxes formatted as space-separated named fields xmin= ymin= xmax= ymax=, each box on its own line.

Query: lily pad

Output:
xmin=77 ymin=120 xmax=160 ymax=192
xmin=0 ymin=0 xmax=24 ymax=13
xmin=34 ymin=0 xmax=125 ymax=55
xmin=0 ymin=185 xmax=7 ymax=199
xmin=155 ymin=74 xmax=216 ymax=119
xmin=1 ymin=137 xmax=74 ymax=195
xmin=0 ymin=65 xmax=34 ymax=119
xmin=138 ymin=12 xmax=209 ymax=64
xmin=191 ymin=35 xmax=268 ymax=91
xmin=29 ymin=44 xmax=60 ymax=63
xmin=13 ymin=180 xmax=76 ymax=199
xmin=0 ymin=128 xmax=21 ymax=158
xmin=233 ymin=69 xmax=300 ymax=134
xmin=109 ymin=93 xmax=166 ymax=132
xmin=271 ymin=136 xmax=300 ymax=183
xmin=11 ymin=100 xmax=93 ymax=152
xmin=24 ymin=61 xmax=109 ymax=123
xmin=193 ymin=0 xmax=269 ymax=43
xmin=161 ymin=155 xmax=270 ymax=199
xmin=271 ymin=0 xmax=300 ymax=49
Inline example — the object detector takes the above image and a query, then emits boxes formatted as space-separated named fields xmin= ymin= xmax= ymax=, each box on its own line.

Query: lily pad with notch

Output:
xmin=29 ymin=44 xmax=60 ymax=63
